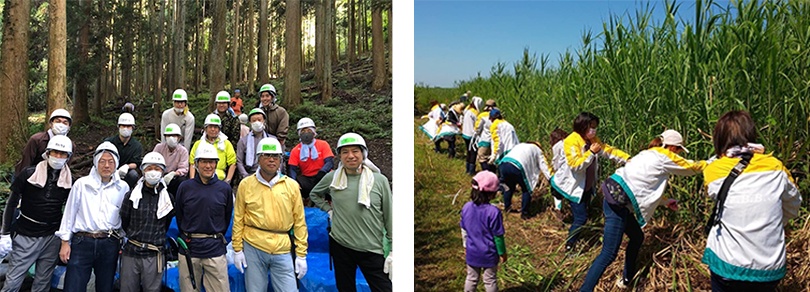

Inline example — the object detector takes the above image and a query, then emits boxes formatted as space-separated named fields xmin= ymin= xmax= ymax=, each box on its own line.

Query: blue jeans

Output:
xmin=243 ymin=241 xmax=297 ymax=292
xmin=498 ymin=163 xmax=530 ymax=215
xmin=567 ymin=188 xmax=594 ymax=246
xmin=64 ymin=235 xmax=121 ymax=292
xmin=710 ymin=272 xmax=779 ymax=292
xmin=579 ymin=199 xmax=643 ymax=291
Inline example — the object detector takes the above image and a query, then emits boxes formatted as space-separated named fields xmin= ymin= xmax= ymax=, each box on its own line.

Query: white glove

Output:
xmin=295 ymin=256 xmax=307 ymax=279
xmin=163 ymin=171 xmax=177 ymax=185
xmin=118 ymin=165 xmax=130 ymax=179
xmin=383 ymin=252 xmax=393 ymax=280
xmin=234 ymin=251 xmax=247 ymax=273
xmin=488 ymin=155 xmax=496 ymax=165
xmin=0 ymin=234 xmax=12 ymax=256
xmin=327 ymin=209 xmax=333 ymax=219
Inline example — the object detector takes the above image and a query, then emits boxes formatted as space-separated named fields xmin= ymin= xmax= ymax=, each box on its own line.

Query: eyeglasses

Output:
xmin=259 ymin=154 xmax=282 ymax=160
xmin=97 ymin=159 xmax=116 ymax=166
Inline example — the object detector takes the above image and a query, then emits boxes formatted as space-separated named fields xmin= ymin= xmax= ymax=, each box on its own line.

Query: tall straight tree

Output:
xmin=209 ymin=0 xmax=227 ymax=111
xmin=388 ymin=7 xmax=392 ymax=75
xmin=331 ymin=0 xmax=337 ymax=65
xmin=174 ymin=0 xmax=186 ymax=91
xmin=0 ymin=0 xmax=30 ymax=164
xmin=120 ymin=0 xmax=134 ymax=99
xmin=285 ymin=0 xmax=302 ymax=107
xmin=73 ymin=0 xmax=92 ymax=126
xmin=247 ymin=0 xmax=256 ymax=93
xmin=371 ymin=3 xmax=385 ymax=90
xmin=47 ymin=0 xmax=67 ymax=115
xmin=230 ymin=0 xmax=240 ymax=87
xmin=319 ymin=0 xmax=332 ymax=100
xmin=348 ymin=0 xmax=356 ymax=62
xmin=315 ymin=0 xmax=324 ymax=85
xmin=258 ymin=0 xmax=269 ymax=84
xmin=93 ymin=0 xmax=108 ymax=115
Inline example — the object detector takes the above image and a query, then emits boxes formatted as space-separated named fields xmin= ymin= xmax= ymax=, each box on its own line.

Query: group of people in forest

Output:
xmin=3 ymin=83 xmax=394 ymax=292
xmin=420 ymin=93 xmax=800 ymax=292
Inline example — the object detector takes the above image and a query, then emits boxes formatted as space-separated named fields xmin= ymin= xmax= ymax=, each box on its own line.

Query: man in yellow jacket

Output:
xmin=232 ymin=137 xmax=308 ymax=292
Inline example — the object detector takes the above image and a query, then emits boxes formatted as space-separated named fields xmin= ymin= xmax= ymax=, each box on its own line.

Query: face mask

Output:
xmin=300 ymin=132 xmax=315 ymax=144
xmin=174 ymin=107 xmax=184 ymax=114
xmin=144 ymin=170 xmax=163 ymax=185
xmin=166 ymin=136 xmax=179 ymax=148
xmin=48 ymin=156 xmax=67 ymax=170
xmin=120 ymin=127 xmax=133 ymax=138
xmin=251 ymin=121 xmax=265 ymax=133
xmin=587 ymin=128 xmax=597 ymax=139
xmin=52 ymin=123 xmax=70 ymax=135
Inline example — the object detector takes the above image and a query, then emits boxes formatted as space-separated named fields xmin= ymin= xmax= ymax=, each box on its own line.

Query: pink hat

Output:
xmin=472 ymin=171 xmax=499 ymax=192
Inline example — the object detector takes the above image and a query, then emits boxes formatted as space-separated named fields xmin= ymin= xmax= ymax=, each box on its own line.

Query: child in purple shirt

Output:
xmin=460 ymin=171 xmax=507 ymax=292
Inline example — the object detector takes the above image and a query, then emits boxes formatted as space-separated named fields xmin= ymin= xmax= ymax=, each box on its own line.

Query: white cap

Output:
xmin=118 ymin=113 xmax=135 ymax=126
xmin=204 ymin=114 xmax=222 ymax=127
xmin=215 ymin=91 xmax=231 ymax=103
xmin=297 ymin=117 xmax=316 ymax=130
xmin=141 ymin=152 xmax=166 ymax=171
xmin=172 ymin=89 xmax=188 ymax=101
xmin=46 ymin=135 xmax=73 ymax=156
xmin=194 ymin=142 xmax=220 ymax=161
xmin=661 ymin=129 xmax=689 ymax=153
xmin=164 ymin=123 xmax=182 ymax=136
xmin=256 ymin=137 xmax=283 ymax=155
xmin=49 ymin=109 xmax=72 ymax=124
xmin=238 ymin=114 xmax=248 ymax=124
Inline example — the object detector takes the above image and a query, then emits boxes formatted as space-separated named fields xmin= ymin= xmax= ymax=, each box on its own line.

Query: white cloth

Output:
xmin=383 ymin=253 xmax=393 ymax=280
xmin=551 ymin=140 xmax=566 ymax=172
xmin=245 ymin=131 xmax=270 ymax=168
xmin=254 ymin=168 xmax=281 ymax=188
xmin=419 ymin=105 xmax=444 ymax=140
xmin=129 ymin=178 xmax=174 ymax=219
xmin=55 ymin=163 xmax=129 ymax=241
xmin=330 ymin=160 xmax=380 ymax=209
xmin=202 ymin=132 xmax=229 ymax=151
xmin=461 ymin=108 xmax=479 ymax=139
xmin=501 ymin=143 xmax=552 ymax=193
xmin=27 ymin=160 xmax=72 ymax=189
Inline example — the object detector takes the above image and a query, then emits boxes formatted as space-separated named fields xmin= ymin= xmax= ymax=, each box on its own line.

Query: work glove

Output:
xmin=0 ymin=234 xmax=12 ymax=256
xmin=118 ymin=165 xmax=130 ymax=179
xmin=234 ymin=251 xmax=247 ymax=273
xmin=295 ymin=256 xmax=307 ymax=279
xmin=383 ymin=252 xmax=393 ymax=280
xmin=488 ymin=155 xmax=496 ymax=165
xmin=163 ymin=171 xmax=177 ymax=185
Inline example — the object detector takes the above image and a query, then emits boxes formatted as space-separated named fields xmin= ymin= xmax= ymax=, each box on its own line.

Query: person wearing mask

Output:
xmin=56 ymin=142 xmax=129 ymax=292
xmin=152 ymin=124 xmax=189 ymax=195
xmin=497 ymin=142 xmax=552 ymax=220
xmin=119 ymin=152 xmax=175 ymax=292
xmin=551 ymin=112 xmax=629 ymax=251
xmin=237 ymin=109 xmax=275 ymax=182
xmin=212 ymin=91 xmax=242 ymax=146
xmin=161 ymin=89 xmax=196 ymax=151
xmin=105 ymin=113 xmax=144 ymax=189
xmin=473 ymin=100 xmax=497 ymax=171
xmin=257 ymin=84 xmax=290 ymax=149
xmin=701 ymin=111 xmax=801 ymax=292
xmin=15 ymin=109 xmax=76 ymax=176
xmin=233 ymin=138 xmax=308 ymax=291
xmin=549 ymin=128 xmax=569 ymax=211
xmin=580 ymin=130 xmax=706 ymax=291
xmin=288 ymin=118 xmax=334 ymax=204
xmin=488 ymin=109 xmax=519 ymax=165
xmin=461 ymin=97 xmax=483 ymax=175
xmin=189 ymin=114 xmax=237 ymax=185
xmin=231 ymin=89 xmax=244 ymax=115
xmin=0 ymin=136 xmax=74 ymax=292
xmin=175 ymin=143 xmax=233 ymax=292
xmin=310 ymin=133 xmax=393 ymax=292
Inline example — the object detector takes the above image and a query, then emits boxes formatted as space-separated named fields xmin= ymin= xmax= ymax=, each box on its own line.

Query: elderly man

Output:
xmin=310 ymin=133 xmax=393 ymax=292
xmin=189 ymin=114 xmax=237 ymax=185
xmin=119 ymin=152 xmax=175 ymax=292
xmin=153 ymin=123 xmax=190 ymax=195
xmin=105 ymin=113 xmax=144 ymax=189
xmin=56 ymin=141 xmax=129 ymax=292
xmin=175 ymin=142 xmax=233 ymax=292
xmin=0 ymin=136 xmax=74 ymax=292
xmin=161 ymin=89 xmax=196 ymax=151
xmin=236 ymin=108 xmax=275 ymax=180
xmin=15 ymin=109 xmax=76 ymax=176
xmin=233 ymin=137 xmax=308 ymax=291
xmin=212 ymin=90 xmax=242 ymax=146
xmin=288 ymin=117 xmax=334 ymax=204
xmin=257 ymin=84 xmax=289 ymax=149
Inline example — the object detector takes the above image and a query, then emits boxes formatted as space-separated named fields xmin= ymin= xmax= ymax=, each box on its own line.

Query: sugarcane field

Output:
xmin=415 ymin=1 xmax=809 ymax=291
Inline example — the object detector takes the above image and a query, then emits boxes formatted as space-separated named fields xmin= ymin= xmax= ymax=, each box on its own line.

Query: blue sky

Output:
xmin=415 ymin=1 xmax=728 ymax=88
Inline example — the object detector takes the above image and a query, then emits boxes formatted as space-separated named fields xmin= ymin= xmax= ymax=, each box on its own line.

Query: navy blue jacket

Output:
xmin=175 ymin=174 xmax=233 ymax=258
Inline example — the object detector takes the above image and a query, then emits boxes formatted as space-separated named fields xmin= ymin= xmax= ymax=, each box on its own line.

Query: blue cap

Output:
xmin=234 ymin=89 xmax=241 ymax=93
xmin=490 ymin=108 xmax=501 ymax=117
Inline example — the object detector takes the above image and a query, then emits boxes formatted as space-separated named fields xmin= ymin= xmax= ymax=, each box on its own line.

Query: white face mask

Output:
xmin=52 ymin=123 xmax=70 ymax=135
xmin=144 ymin=170 xmax=163 ymax=186
xmin=174 ymin=107 xmax=184 ymax=114
xmin=166 ymin=136 xmax=179 ymax=148
xmin=251 ymin=121 xmax=265 ymax=133
xmin=48 ymin=156 xmax=67 ymax=170
xmin=587 ymin=128 xmax=597 ymax=139
xmin=120 ymin=127 xmax=133 ymax=138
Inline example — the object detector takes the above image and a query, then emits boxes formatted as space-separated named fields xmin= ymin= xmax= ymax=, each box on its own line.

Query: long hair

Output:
xmin=713 ymin=110 xmax=758 ymax=156
xmin=648 ymin=137 xmax=663 ymax=149
xmin=573 ymin=112 xmax=599 ymax=137
xmin=550 ymin=128 xmax=569 ymax=146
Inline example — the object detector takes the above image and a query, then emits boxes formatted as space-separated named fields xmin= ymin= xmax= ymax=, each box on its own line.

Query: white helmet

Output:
xmin=164 ymin=123 xmax=182 ymax=136
xmin=259 ymin=84 xmax=277 ymax=97
xmin=248 ymin=108 xmax=266 ymax=120
xmin=256 ymin=137 xmax=283 ymax=155
xmin=172 ymin=89 xmax=188 ymax=102
xmin=118 ymin=113 xmax=136 ymax=126
xmin=94 ymin=141 xmax=120 ymax=162
xmin=141 ymin=152 xmax=166 ymax=171
xmin=204 ymin=114 xmax=222 ymax=127
xmin=194 ymin=142 xmax=220 ymax=162
xmin=46 ymin=135 xmax=73 ymax=157
xmin=336 ymin=132 xmax=367 ymax=159
xmin=49 ymin=109 xmax=73 ymax=124
xmin=215 ymin=91 xmax=231 ymax=103
xmin=238 ymin=114 xmax=248 ymax=125
xmin=297 ymin=118 xmax=316 ymax=130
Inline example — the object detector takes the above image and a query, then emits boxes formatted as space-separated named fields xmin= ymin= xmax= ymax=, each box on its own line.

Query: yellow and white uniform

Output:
xmin=550 ymin=140 xmax=566 ymax=173
xmin=489 ymin=119 xmax=519 ymax=160
xmin=550 ymin=132 xmax=629 ymax=203
xmin=473 ymin=111 xmax=492 ymax=147
xmin=610 ymin=147 xmax=707 ymax=227
xmin=461 ymin=100 xmax=481 ymax=140
xmin=500 ymin=143 xmax=552 ymax=193
xmin=419 ymin=105 xmax=444 ymax=140
xmin=232 ymin=172 xmax=308 ymax=257
xmin=435 ymin=108 xmax=462 ymax=139
xmin=701 ymin=153 xmax=800 ymax=282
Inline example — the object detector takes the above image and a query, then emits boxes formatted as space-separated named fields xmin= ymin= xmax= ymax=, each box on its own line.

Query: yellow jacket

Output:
xmin=189 ymin=138 xmax=237 ymax=180
xmin=233 ymin=173 xmax=308 ymax=257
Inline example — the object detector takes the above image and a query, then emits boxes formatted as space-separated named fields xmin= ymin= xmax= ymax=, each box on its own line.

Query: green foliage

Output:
xmin=413 ymin=85 xmax=459 ymax=114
